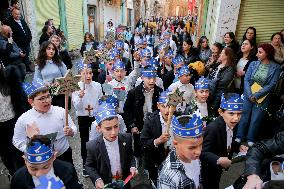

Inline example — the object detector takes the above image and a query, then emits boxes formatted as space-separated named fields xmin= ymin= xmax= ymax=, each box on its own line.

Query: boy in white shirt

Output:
xmin=13 ymin=79 xmax=77 ymax=165
xmin=168 ymin=65 xmax=195 ymax=113
xmin=72 ymin=62 xmax=103 ymax=177
xmin=108 ymin=60 xmax=139 ymax=113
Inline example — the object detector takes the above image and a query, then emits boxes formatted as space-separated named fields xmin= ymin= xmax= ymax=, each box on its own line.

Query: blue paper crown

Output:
xmin=115 ymin=40 xmax=124 ymax=49
xmin=220 ymin=93 xmax=244 ymax=111
xmin=97 ymin=43 xmax=105 ymax=51
xmin=99 ymin=95 xmax=119 ymax=108
xmin=163 ymin=31 xmax=171 ymax=37
xmin=112 ymin=48 xmax=122 ymax=57
xmin=22 ymin=79 xmax=47 ymax=97
xmin=164 ymin=49 xmax=173 ymax=58
xmin=26 ymin=142 xmax=53 ymax=164
xmin=95 ymin=102 xmax=117 ymax=124
xmin=195 ymin=76 xmax=209 ymax=90
xmin=177 ymin=65 xmax=191 ymax=77
xmin=141 ymin=48 xmax=152 ymax=58
xmin=172 ymin=55 xmax=184 ymax=65
xmin=163 ymin=39 xmax=170 ymax=46
xmin=77 ymin=61 xmax=92 ymax=71
xmin=106 ymin=52 xmax=115 ymax=61
xmin=172 ymin=111 xmax=203 ymax=138
xmin=35 ymin=175 xmax=65 ymax=189
xmin=158 ymin=90 xmax=170 ymax=104
xmin=142 ymin=66 xmax=157 ymax=78
xmin=145 ymin=58 xmax=159 ymax=69
xmin=138 ymin=38 xmax=146 ymax=45
xmin=112 ymin=60 xmax=125 ymax=70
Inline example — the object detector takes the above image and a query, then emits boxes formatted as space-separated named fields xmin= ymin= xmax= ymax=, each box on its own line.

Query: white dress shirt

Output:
xmin=103 ymin=137 xmax=122 ymax=176
xmin=196 ymin=101 xmax=208 ymax=118
xmin=181 ymin=159 xmax=200 ymax=188
xmin=143 ymin=88 xmax=154 ymax=115
xmin=159 ymin=112 xmax=174 ymax=149
xmin=168 ymin=81 xmax=195 ymax=112
xmin=226 ymin=125 xmax=234 ymax=149
xmin=72 ymin=81 xmax=103 ymax=117
xmin=13 ymin=106 xmax=77 ymax=156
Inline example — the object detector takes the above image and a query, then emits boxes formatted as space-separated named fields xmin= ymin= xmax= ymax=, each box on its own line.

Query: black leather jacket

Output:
xmin=244 ymin=131 xmax=284 ymax=177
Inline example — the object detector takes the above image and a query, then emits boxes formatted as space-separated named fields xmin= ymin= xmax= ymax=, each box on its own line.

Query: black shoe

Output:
xmin=82 ymin=168 xmax=89 ymax=178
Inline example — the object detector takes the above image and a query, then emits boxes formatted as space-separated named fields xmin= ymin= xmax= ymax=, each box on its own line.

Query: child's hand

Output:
xmin=26 ymin=122 xmax=40 ymax=138
xmin=217 ymin=157 xmax=231 ymax=168
xmin=95 ymin=179 xmax=104 ymax=189
xmin=63 ymin=126 xmax=74 ymax=136
xmin=130 ymin=167 xmax=138 ymax=177
xmin=78 ymin=90 xmax=85 ymax=98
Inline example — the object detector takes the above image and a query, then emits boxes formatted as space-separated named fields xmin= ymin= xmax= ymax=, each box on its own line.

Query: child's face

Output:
xmin=174 ymin=137 xmax=203 ymax=163
xmin=219 ymin=110 xmax=242 ymax=129
xmin=29 ymin=91 xmax=52 ymax=113
xmin=174 ymin=63 xmax=184 ymax=73
xmin=50 ymin=37 xmax=60 ymax=48
xmin=113 ymin=69 xmax=126 ymax=81
xmin=80 ymin=68 xmax=93 ymax=84
xmin=25 ymin=155 xmax=55 ymax=178
xmin=106 ymin=61 xmax=114 ymax=71
xmin=46 ymin=44 xmax=55 ymax=60
xmin=272 ymin=163 xmax=281 ymax=173
xmin=142 ymin=76 xmax=156 ymax=90
xmin=179 ymin=74 xmax=191 ymax=84
xmin=157 ymin=104 xmax=170 ymax=122
xmin=164 ymin=57 xmax=172 ymax=66
xmin=195 ymin=89 xmax=209 ymax=103
xmin=98 ymin=117 xmax=119 ymax=142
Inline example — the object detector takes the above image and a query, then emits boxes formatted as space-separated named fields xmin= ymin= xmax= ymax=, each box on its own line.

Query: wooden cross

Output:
xmin=85 ymin=105 xmax=93 ymax=117
xmin=53 ymin=69 xmax=81 ymax=126
xmin=166 ymin=88 xmax=184 ymax=133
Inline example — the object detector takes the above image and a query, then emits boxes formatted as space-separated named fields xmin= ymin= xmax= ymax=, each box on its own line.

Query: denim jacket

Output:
xmin=244 ymin=60 xmax=281 ymax=100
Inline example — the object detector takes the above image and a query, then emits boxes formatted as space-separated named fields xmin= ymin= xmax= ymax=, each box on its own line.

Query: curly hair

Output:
xmin=36 ymin=41 xmax=62 ymax=70
xmin=197 ymin=36 xmax=209 ymax=50
xmin=258 ymin=43 xmax=275 ymax=60
xmin=84 ymin=32 xmax=94 ymax=43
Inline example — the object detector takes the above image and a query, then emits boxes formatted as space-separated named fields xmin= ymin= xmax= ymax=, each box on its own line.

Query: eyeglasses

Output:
xmin=35 ymin=94 xmax=52 ymax=102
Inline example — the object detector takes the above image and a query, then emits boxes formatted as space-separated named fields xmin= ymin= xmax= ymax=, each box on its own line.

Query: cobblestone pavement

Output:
xmin=0 ymin=58 xmax=245 ymax=189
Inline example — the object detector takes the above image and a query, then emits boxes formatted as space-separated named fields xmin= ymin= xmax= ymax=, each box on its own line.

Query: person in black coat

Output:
xmin=80 ymin=32 xmax=100 ymax=81
xmin=85 ymin=102 xmax=137 ymax=189
xmin=238 ymin=131 xmax=284 ymax=189
xmin=10 ymin=135 xmax=82 ymax=189
xmin=39 ymin=25 xmax=53 ymax=45
xmin=200 ymin=93 xmax=247 ymax=189
xmin=7 ymin=8 xmax=32 ymax=70
xmin=49 ymin=34 xmax=73 ymax=69
xmin=140 ymin=91 xmax=172 ymax=185
xmin=177 ymin=38 xmax=200 ymax=65
xmin=124 ymin=66 xmax=163 ymax=157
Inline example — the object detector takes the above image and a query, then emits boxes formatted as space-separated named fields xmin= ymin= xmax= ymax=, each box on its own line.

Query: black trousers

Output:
xmin=78 ymin=116 xmax=95 ymax=165
xmin=201 ymin=164 xmax=223 ymax=189
xmin=57 ymin=147 xmax=74 ymax=165
xmin=52 ymin=94 xmax=71 ymax=110
xmin=0 ymin=117 xmax=24 ymax=175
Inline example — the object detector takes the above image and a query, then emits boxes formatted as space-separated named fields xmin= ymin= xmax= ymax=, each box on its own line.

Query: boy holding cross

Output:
xmin=72 ymin=61 xmax=103 ymax=177
xmin=13 ymin=79 xmax=77 ymax=165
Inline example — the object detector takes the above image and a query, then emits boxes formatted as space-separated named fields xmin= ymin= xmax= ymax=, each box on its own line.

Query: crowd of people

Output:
xmin=1 ymin=1 xmax=284 ymax=188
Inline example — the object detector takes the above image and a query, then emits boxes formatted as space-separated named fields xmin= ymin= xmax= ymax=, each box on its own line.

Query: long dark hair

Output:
xmin=0 ymin=63 xmax=10 ymax=96
xmin=197 ymin=36 xmax=209 ymax=50
xmin=242 ymin=27 xmax=256 ymax=44
xmin=223 ymin=47 xmax=236 ymax=66
xmin=84 ymin=32 xmax=94 ymax=43
xmin=36 ymin=41 xmax=62 ymax=70
xmin=239 ymin=39 xmax=257 ymax=60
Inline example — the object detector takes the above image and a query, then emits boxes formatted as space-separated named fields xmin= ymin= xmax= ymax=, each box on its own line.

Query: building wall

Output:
xmin=65 ymin=0 xmax=84 ymax=49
